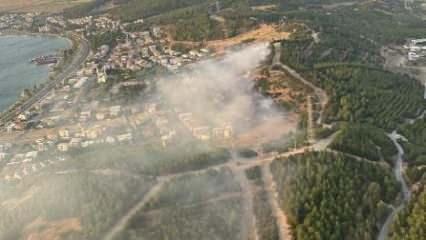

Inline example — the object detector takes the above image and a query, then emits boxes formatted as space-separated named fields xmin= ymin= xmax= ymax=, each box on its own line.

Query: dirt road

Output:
xmin=271 ymin=42 xmax=329 ymax=125
xmin=102 ymin=179 xmax=168 ymax=240
xmin=230 ymin=150 xmax=259 ymax=240
xmin=261 ymin=164 xmax=293 ymax=240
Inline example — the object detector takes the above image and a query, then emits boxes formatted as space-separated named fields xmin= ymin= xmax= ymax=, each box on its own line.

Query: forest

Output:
xmin=313 ymin=66 xmax=425 ymax=130
xmin=330 ymin=123 xmax=397 ymax=163
xmin=271 ymin=151 xmax=400 ymax=240
xmin=279 ymin=5 xmax=426 ymax=71
xmin=388 ymin=185 xmax=426 ymax=240
xmin=64 ymin=141 xmax=230 ymax=176
xmin=399 ymin=118 xmax=426 ymax=184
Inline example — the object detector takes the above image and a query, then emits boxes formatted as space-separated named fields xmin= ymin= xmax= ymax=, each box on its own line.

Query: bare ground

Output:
xmin=24 ymin=217 xmax=82 ymax=240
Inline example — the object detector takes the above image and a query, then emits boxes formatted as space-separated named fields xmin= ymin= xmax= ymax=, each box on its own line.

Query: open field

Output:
xmin=207 ymin=24 xmax=290 ymax=52
xmin=0 ymin=0 xmax=91 ymax=13
xmin=168 ymin=24 xmax=291 ymax=53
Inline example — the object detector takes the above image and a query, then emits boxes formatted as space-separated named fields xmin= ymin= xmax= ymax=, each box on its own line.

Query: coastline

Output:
xmin=0 ymin=31 xmax=85 ymax=125
xmin=0 ymin=29 xmax=73 ymax=47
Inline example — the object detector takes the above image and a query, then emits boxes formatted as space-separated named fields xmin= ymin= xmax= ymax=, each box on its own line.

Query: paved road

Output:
xmin=0 ymin=33 xmax=90 ymax=127
xmin=378 ymin=132 xmax=412 ymax=240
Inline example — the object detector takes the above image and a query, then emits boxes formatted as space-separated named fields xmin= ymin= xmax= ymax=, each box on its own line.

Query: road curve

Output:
xmin=377 ymin=131 xmax=411 ymax=240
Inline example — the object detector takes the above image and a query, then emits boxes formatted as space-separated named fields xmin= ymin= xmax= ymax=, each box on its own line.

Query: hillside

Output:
xmin=0 ymin=0 xmax=92 ymax=13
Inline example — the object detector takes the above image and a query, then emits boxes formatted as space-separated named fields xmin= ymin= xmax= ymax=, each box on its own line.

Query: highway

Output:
xmin=0 ymin=33 xmax=90 ymax=127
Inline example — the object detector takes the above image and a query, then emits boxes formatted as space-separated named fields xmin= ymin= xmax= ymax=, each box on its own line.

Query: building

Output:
xmin=97 ymin=66 xmax=108 ymax=83
xmin=161 ymin=130 xmax=176 ymax=147
xmin=58 ymin=129 xmax=70 ymax=139
xmin=110 ymin=105 xmax=122 ymax=117
xmin=57 ymin=143 xmax=69 ymax=152
xmin=70 ymin=138 xmax=82 ymax=147
xmin=193 ymin=126 xmax=211 ymax=141
xmin=117 ymin=133 xmax=132 ymax=143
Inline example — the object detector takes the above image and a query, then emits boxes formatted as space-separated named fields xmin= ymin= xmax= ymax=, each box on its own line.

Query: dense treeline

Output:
xmin=276 ymin=5 xmax=426 ymax=137
xmin=276 ymin=0 xmax=355 ymax=10
xmin=114 ymin=0 xmax=275 ymax=41
xmin=313 ymin=66 xmax=425 ymax=130
xmin=113 ymin=0 xmax=266 ymax=21
xmin=399 ymin=118 xmax=426 ymax=184
xmin=171 ymin=11 xmax=225 ymax=41
xmin=63 ymin=0 xmax=107 ymax=18
xmin=389 ymin=185 xmax=426 ymax=240
xmin=66 ymin=142 xmax=230 ymax=176
xmin=330 ymin=124 xmax=397 ymax=163
xmin=271 ymin=151 xmax=400 ymax=240
xmin=280 ymin=6 xmax=426 ymax=70
xmin=285 ymin=6 xmax=426 ymax=47
xmin=113 ymin=0 xmax=212 ymax=20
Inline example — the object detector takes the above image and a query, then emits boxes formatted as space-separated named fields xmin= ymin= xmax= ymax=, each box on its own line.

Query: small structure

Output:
xmin=110 ymin=105 xmax=122 ymax=117
xmin=57 ymin=143 xmax=69 ymax=152
xmin=117 ymin=133 xmax=132 ymax=143
xmin=58 ymin=128 xmax=70 ymax=139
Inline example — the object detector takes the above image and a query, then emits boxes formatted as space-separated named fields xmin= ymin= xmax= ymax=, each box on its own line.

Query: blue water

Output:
xmin=0 ymin=35 xmax=70 ymax=111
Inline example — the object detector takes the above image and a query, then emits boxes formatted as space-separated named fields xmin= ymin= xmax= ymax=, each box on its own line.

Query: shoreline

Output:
xmin=0 ymin=31 xmax=80 ymax=122
xmin=0 ymin=29 xmax=73 ymax=47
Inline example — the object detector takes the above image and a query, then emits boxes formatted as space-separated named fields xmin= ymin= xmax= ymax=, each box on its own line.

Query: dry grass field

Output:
xmin=0 ymin=0 xmax=92 ymax=13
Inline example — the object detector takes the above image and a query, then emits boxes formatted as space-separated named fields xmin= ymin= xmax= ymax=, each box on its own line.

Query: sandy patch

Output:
xmin=206 ymin=24 xmax=290 ymax=52
xmin=234 ymin=114 xmax=299 ymax=148
xmin=24 ymin=217 xmax=82 ymax=240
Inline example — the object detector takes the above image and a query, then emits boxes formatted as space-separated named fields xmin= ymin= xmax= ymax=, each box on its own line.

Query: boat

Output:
xmin=30 ymin=55 xmax=59 ymax=65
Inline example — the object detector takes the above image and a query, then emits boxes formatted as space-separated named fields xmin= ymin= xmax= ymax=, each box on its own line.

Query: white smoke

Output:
xmin=156 ymin=43 xmax=283 ymax=134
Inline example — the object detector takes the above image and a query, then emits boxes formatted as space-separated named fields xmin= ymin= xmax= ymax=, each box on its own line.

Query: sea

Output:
xmin=0 ymin=35 xmax=70 ymax=112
